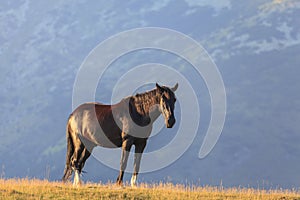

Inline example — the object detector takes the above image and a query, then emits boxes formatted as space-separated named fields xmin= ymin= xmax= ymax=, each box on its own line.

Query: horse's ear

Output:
xmin=156 ymin=83 xmax=163 ymax=92
xmin=171 ymin=83 xmax=178 ymax=92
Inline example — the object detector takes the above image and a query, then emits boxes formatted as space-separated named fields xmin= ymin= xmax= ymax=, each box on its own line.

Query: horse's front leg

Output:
xmin=131 ymin=139 xmax=147 ymax=187
xmin=116 ymin=138 xmax=133 ymax=186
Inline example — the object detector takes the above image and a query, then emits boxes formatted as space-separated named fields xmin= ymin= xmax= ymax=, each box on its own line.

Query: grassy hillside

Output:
xmin=0 ymin=179 xmax=299 ymax=200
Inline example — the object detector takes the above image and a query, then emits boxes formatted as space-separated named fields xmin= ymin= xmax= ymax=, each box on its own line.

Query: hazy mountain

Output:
xmin=0 ymin=0 xmax=299 ymax=189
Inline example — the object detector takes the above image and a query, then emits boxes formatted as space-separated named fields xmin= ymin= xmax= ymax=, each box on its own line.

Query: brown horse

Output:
xmin=62 ymin=83 xmax=178 ymax=186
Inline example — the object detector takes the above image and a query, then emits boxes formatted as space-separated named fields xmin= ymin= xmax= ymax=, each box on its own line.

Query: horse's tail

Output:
xmin=62 ymin=117 xmax=74 ymax=182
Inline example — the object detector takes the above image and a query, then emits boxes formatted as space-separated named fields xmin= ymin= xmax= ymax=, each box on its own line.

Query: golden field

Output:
xmin=0 ymin=178 xmax=299 ymax=200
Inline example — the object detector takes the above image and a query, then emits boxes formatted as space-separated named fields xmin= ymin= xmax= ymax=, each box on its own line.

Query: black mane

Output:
xmin=131 ymin=88 xmax=160 ymax=116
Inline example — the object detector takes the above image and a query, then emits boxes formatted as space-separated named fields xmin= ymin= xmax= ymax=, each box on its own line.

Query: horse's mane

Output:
xmin=130 ymin=88 xmax=160 ymax=116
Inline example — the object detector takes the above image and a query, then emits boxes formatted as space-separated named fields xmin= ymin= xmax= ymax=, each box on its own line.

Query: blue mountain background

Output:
xmin=1 ymin=0 xmax=300 ymax=189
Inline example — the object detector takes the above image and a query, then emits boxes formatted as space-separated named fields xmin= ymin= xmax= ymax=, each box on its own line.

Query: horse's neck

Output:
xmin=131 ymin=90 xmax=161 ymax=123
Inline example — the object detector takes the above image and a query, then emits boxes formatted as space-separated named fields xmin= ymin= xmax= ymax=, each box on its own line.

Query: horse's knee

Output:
xmin=122 ymin=138 xmax=134 ymax=151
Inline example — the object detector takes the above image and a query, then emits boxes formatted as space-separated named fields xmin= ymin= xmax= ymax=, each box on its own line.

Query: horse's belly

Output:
xmin=96 ymin=137 xmax=122 ymax=148
xmin=84 ymin=128 xmax=122 ymax=148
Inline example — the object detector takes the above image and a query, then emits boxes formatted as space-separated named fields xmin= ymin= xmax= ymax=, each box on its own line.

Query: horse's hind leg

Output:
xmin=71 ymin=136 xmax=95 ymax=186
xmin=70 ymin=137 xmax=85 ymax=186
xmin=78 ymin=146 xmax=93 ymax=173
xmin=78 ymin=135 xmax=95 ymax=172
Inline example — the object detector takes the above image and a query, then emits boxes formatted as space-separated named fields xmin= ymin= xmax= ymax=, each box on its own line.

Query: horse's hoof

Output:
xmin=73 ymin=180 xmax=82 ymax=187
xmin=116 ymin=181 xmax=123 ymax=187
xmin=130 ymin=174 xmax=137 ymax=188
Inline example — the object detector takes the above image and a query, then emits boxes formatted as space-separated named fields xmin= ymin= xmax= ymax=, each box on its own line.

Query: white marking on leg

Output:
xmin=131 ymin=174 xmax=137 ymax=187
xmin=73 ymin=170 xmax=82 ymax=187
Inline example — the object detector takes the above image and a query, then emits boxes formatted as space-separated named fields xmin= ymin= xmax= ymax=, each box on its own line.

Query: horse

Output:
xmin=62 ymin=83 xmax=178 ymax=186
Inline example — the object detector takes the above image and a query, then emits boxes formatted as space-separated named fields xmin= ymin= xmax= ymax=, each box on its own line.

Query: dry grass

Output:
xmin=0 ymin=178 xmax=299 ymax=200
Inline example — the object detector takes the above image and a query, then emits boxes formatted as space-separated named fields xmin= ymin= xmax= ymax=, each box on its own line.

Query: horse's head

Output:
xmin=156 ymin=83 xmax=178 ymax=128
